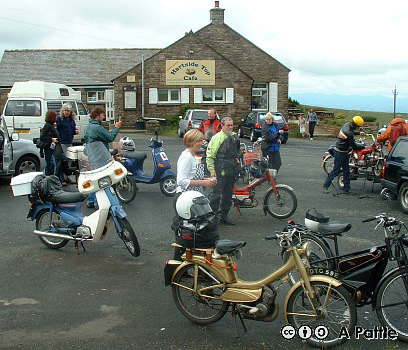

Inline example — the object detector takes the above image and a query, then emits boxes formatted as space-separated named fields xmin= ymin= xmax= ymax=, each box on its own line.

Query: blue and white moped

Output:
xmin=14 ymin=160 xmax=140 ymax=257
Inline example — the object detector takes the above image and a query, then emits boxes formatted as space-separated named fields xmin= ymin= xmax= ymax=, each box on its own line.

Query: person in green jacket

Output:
xmin=206 ymin=117 xmax=241 ymax=226
xmin=84 ymin=107 xmax=121 ymax=208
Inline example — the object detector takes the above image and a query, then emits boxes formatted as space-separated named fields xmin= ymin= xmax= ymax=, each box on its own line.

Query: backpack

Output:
xmin=31 ymin=174 xmax=63 ymax=201
xmin=390 ymin=122 xmax=406 ymax=146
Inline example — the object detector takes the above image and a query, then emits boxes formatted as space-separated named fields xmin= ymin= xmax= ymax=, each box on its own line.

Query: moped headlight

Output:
xmin=98 ymin=176 xmax=112 ymax=189
xmin=303 ymin=242 xmax=312 ymax=257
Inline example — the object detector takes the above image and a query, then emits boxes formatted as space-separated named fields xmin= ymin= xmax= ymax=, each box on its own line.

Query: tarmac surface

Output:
xmin=0 ymin=134 xmax=405 ymax=350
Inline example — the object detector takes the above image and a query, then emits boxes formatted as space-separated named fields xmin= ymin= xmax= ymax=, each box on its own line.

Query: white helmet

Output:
xmin=176 ymin=191 xmax=213 ymax=219
xmin=120 ymin=136 xmax=135 ymax=151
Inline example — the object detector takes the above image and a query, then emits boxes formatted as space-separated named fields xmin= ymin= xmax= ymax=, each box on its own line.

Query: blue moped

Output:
xmin=115 ymin=130 xmax=177 ymax=203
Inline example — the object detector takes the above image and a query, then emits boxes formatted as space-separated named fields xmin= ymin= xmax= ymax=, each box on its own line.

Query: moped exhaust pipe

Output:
xmin=34 ymin=230 xmax=92 ymax=241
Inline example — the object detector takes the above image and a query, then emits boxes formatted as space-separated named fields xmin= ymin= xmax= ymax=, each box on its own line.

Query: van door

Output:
xmin=0 ymin=117 xmax=13 ymax=174
xmin=74 ymin=101 xmax=89 ymax=143
xmin=3 ymin=99 xmax=43 ymax=140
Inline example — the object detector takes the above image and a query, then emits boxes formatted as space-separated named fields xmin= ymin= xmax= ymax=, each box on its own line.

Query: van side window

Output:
xmin=47 ymin=101 xmax=63 ymax=113
xmin=4 ymin=100 xmax=41 ymax=116
xmin=77 ymin=102 xmax=87 ymax=115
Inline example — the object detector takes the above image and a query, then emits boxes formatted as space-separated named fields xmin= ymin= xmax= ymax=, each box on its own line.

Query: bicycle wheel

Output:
xmin=115 ymin=175 xmax=137 ymax=203
xmin=286 ymin=281 xmax=357 ymax=348
xmin=117 ymin=217 xmax=140 ymax=257
xmin=376 ymin=269 xmax=408 ymax=342
xmin=282 ymin=233 xmax=334 ymax=286
xmin=264 ymin=185 xmax=297 ymax=219
xmin=172 ymin=264 xmax=229 ymax=325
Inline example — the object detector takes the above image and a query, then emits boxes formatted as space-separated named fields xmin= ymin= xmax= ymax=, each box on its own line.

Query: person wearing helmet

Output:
xmin=323 ymin=116 xmax=371 ymax=194
xmin=172 ymin=190 xmax=219 ymax=260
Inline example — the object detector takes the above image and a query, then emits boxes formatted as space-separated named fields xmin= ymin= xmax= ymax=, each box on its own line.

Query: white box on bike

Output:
xmin=10 ymin=172 xmax=43 ymax=196
xmin=66 ymin=146 xmax=88 ymax=161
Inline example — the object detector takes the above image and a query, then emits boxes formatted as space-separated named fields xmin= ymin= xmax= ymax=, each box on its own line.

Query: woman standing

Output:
xmin=306 ymin=108 xmax=319 ymax=140
xmin=40 ymin=110 xmax=63 ymax=176
xmin=261 ymin=112 xmax=284 ymax=172
xmin=57 ymin=103 xmax=78 ymax=185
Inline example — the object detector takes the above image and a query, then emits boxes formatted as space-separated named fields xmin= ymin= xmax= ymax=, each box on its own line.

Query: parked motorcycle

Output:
xmin=237 ymin=140 xmax=262 ymax=184
xmin=164 ymin=231 xmax=356 ymax=348
xmin=280 ymin=193 xmax=408 ymax=342
xmin=322 ymin=133 xmax=385 ymax=189
xmin=232 ymin=157 xmax=297 ymax=219
xmin=13 ymin=160 xmax=140 ymax=257
xmin=114 ymin=130 xmax=177 ymax=203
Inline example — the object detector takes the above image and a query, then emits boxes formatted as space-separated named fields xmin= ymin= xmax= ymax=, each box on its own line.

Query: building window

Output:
xmin=203 ymin=89 xmax=225 ymax=103
xmin=157 ymin=89 xmax=180 ymax=103
xmin=252 ymin=83 xmax=268 ymax=110
xmin=87 ymin=91 xmax=105 ymax=103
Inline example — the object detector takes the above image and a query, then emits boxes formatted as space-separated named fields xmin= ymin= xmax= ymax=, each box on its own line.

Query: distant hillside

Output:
xmin=290 ymin=93 xmax=408 ymax=113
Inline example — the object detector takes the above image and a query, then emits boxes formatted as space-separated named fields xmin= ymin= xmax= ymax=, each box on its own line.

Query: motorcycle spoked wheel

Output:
xmin=172 ymin=264 xmax=229 ymax=325
xmin=117 ymin=217 xmax=140 ymax=257
xmin=337 ymin=172 xmax=345 ymax=190
xmin=115 ymin=175 xmax=138 ymax=203
xmin=35 ymin=209 xmax=69 ymax=249
xmin=374 ymin=159 xmax=385 ymax=178
xmin=323 ymin=155 xmax=334 ymax=174
xmin=160 ymin=176 xmax=177 ymax=197
xmin=263 ymin=185 xmax=297 ymax=219
xmin=286 ymin=281 xmax=357 ymax=348
xmin=282 ymin=234 xmax=334 ymax=286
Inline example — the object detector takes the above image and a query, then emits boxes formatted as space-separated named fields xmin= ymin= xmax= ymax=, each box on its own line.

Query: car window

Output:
xmin=5 ymin=100 xmax=41 ymax=116
xmin=390 ymin=141 xmax=408 ymax=164
xmin=258 ymin=113 xmax=266 ymax=123
xmin=192 ymin=111 xmax=208 ymax=121
xmin=273 ymin=114 xmax=284 ymax=122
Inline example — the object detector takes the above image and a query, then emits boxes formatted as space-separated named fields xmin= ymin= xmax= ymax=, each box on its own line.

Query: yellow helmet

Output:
xmin=352 ymin=116 xmax=364 ymax=127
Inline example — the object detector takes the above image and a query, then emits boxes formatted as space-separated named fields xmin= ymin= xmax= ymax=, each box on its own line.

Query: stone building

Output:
xmin=0 ymin=1 xmax=290 ymax=129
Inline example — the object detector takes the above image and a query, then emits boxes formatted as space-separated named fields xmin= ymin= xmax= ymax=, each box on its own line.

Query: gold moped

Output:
xmin=164 ymin=231 xmax=357 ymax=348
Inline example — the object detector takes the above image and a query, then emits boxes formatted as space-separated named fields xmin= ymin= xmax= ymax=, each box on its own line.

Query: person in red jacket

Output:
xmin=377 ymin=115 xmax=408 ymax=153
xmin=199 ymin=109 xmax=221 ymax=141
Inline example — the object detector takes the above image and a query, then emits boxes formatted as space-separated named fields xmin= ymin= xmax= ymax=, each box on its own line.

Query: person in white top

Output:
xmin=176 ymin=129 xmax=217 ymax=194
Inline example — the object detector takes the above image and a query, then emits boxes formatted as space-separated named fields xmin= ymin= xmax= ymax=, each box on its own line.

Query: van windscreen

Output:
xmin=4 ymin=100 xmax=41 ymax=116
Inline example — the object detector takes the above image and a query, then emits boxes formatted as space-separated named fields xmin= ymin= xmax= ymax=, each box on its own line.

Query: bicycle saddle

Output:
xmin=215 ymin=239 xmax=246 ymax=255
xmin=49 ymin=190 xmax=86 ymax=204
xmin=318 ymin=221 xmax=352 ymax=236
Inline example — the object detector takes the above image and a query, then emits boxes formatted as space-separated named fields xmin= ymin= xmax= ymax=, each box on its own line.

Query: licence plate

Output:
xmin=309 ymin=267 xmax=341 ymax=280
xmin=15 ymin=129 xmax=30 ymax=134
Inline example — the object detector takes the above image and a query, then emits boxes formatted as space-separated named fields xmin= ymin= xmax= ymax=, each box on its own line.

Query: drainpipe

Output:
xmin=142 ymin=54 xmax=145 ymax=120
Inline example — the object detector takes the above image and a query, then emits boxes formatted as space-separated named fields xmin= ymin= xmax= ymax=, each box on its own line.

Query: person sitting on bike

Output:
xmin=323 ymin=116 xmax=371 ymax=194
xmin=261 ymin=112 xmax=284 ymax=173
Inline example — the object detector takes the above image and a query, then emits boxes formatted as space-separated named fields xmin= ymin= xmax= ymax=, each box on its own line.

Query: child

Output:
xmin=298 ymin=114 xmax=306 ymax=138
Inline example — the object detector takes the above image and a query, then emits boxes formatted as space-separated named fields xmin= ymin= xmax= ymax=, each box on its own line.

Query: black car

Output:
xmin=381 ymin=136 xmax=408 ymax=213
xmin=238 ymin=111 xmax=289 ymax=143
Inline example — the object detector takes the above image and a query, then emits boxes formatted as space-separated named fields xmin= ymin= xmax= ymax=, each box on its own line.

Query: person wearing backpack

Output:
xmin=377 ymin=115 xmax=408 ymax=153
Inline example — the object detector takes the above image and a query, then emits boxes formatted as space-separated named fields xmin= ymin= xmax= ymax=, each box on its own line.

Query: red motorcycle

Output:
xmin=322 ymin=133 xmax=385 ymax=190
xmin=232 ymin=158 xmax=297 ymax=219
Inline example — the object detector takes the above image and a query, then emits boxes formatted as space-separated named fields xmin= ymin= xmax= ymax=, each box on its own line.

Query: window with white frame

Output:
xmin=87 ymin=91 xmax=105 ymax=103
xmin=252 ymin=83 xmax=268 ymax=110
xmin=158 ymin=89 xmax=180 ymax=103
xmin=202 ymin=89 xmax=225 ymax=103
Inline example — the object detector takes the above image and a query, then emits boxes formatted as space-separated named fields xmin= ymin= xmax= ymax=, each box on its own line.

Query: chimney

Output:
xmin=210 ymin=1 xmax=224 ymax=24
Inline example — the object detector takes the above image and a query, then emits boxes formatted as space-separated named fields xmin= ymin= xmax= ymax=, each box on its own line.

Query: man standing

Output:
xmin=199 ymin=109 xmax=221 ymax=141
xmin=306 ymin=108 xmax=318 ymax=140
xmin=84 ymin=107 xmax=121 ymax=208
xmin=323 ymin=116 xmax=370 ymax=194
xmin=206 ymin=117 xmax=241 ymax=226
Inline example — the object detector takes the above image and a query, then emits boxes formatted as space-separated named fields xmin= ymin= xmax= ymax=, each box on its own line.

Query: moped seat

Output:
xmin=124 ymin=151 xmax=147 ymax=160
xmin=215 ymin=239 xmax=246 ymax=255
xmin=318 ymin=221 xmax=352 ymax=236
xmin=49 ymin=190 xmax=86 ymax=204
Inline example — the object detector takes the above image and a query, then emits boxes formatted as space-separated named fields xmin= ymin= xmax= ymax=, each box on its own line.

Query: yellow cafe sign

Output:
xmin=166 ymin=60 xmax=215 ymax=85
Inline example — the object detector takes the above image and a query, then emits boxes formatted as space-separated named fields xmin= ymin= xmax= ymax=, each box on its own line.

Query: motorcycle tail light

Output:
xmin=98 ymin=176 xmax=112 ymax=189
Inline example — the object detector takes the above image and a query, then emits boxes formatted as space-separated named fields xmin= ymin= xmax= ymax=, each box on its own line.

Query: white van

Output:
xmin=2 ymin=81 xmax=90 ymax=143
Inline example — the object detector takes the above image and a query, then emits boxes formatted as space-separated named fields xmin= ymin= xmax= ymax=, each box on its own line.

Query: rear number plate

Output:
xmin=309 ymin=267 xmax=340 ymax=280
xmin=15 ymin=129 xmax=30 ymax=134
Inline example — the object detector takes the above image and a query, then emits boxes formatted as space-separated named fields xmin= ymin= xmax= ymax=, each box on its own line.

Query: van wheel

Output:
xmin=399 ymin=183 xmax=408 ymax=214
xmin=15 ymin=156 xmax=40 ymax=175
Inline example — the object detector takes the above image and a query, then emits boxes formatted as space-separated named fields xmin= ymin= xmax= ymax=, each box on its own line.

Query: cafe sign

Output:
xmin=166 ymin=60 xmax=215 ymax=85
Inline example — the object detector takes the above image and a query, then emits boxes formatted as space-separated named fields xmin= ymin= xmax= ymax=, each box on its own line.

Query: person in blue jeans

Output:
xmin=323 ymin=116 xmax=371 ymax=194
xmin=84 ymin=107 xmax=121 ymax=208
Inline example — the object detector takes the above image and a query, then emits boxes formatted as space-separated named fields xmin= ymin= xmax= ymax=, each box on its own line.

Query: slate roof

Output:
xmin=0 ymin=48 xmax=161 ymax=88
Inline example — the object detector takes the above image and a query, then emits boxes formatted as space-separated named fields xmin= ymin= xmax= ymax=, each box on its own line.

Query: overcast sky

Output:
xmin=0 ymin=0 xmax=407 ymax=99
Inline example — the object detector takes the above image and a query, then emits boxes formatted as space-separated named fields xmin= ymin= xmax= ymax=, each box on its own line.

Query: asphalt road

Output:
xmin=0 ymin=134 xmax=406 ymax=350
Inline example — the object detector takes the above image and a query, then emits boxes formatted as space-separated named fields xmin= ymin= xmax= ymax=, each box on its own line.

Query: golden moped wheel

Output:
xmin=172 ymin=264 xmax=229 ymax=325
xmin=286 ymin=281 xmax=356 ymax=348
